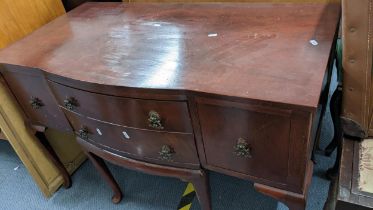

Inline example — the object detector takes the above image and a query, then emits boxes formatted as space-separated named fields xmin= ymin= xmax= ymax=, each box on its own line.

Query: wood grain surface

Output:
xmin=0 ymin=2 xmax=340 ymax=110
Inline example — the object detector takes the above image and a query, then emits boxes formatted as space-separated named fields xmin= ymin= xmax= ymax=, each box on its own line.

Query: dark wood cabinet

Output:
xmin=0 ymin=3 xmax=340 ymax=210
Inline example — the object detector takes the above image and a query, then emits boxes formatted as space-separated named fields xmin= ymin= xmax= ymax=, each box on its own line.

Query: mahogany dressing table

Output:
xmin=0 ymin=3 xmax=340 ymax=210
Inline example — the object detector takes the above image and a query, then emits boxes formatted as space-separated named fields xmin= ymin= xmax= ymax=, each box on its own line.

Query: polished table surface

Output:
xmin=0 ymin=2 xmax=339 ymax=110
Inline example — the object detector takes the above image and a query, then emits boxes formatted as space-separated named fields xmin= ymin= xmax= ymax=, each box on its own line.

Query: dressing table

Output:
xmin=0 ymin=3 xmax=340 ymax=210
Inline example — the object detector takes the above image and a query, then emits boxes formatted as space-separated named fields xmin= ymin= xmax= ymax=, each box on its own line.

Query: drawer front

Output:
xmin=197 ymin=100 xmax=291 ymax=183
xmin=48 ymin=81 xmax=193 ymax=133
xmin=65 ymin=111 xmax=199 ymax=168
xmin=1 ymin=68 xmax=71 ymax=132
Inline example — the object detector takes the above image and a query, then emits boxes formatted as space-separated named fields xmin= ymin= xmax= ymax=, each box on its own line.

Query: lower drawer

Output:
xmin=64 ymin=111 xmax=200 ymax=169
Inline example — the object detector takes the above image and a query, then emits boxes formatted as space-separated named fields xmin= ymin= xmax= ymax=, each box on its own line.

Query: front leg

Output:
xmin=188 ymin=170 xmax=212 ymax=210
xmin=324 ymin=85 xmax=342 ymax=157
xmin=325 ymin=85 xmax=343 ymax=180
xmin=85 ymin=151 xmax=123 ymax=204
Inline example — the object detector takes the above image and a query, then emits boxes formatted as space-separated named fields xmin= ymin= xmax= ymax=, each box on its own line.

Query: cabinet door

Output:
xmin=0 ymin=65 xmax=71 ymax=132
xmin=197 ymin=99 xmax=291 ymax=184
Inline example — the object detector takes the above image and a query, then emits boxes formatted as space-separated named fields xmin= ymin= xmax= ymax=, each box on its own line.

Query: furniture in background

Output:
xmin=0 ymin=3 xmax=340 ymax=210
xmin=323 ymin=0 xmax=373 ymax=209
xmin=325 ymin=0 xmax=373 ymax=179
xmin=335 ymin=138 xmax=373 ymax=210
xmin=0 ymin=0 xmax=85 ymax=197
xmin=340 ymin=0 xmax=373 ymax=139
xmin=340 ymin=0 xmax=372 ymax=209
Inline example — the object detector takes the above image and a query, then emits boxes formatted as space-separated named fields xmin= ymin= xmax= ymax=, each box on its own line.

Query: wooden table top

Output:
xmin=0 ymin=2 xmax=340 ymax=109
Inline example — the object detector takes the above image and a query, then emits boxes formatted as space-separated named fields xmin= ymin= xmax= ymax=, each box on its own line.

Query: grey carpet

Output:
xmin=0 ymin=143 xmax=336 ymax=210
xmin=0 ymin=71 xmax=337 ymax=210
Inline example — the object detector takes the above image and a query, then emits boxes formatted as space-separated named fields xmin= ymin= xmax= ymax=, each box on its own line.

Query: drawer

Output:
xmin=48 ymin=81 xmax=193 ymax=133
xmin=0 ymin=67 xmax=72 ymax=132
xmin=64 ymin=111 xmax=199 ymax=168
xmin=197 ymin=99 xmax=291 ymax=183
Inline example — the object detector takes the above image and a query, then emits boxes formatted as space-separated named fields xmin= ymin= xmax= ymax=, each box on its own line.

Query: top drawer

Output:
xmin=0 ymin=67 xmax=72 ymax=132
xmin=48 ymin=81 xmax=193 ymax=133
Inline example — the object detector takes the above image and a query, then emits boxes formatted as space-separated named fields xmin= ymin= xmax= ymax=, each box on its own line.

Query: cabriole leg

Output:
xmin=85 ymin=151 xmax=123 ymax=204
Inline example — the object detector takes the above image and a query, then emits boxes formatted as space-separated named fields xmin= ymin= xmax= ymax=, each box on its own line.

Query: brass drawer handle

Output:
xmin=159 ymin=145 xmax=175 ymax=161
xmin=29 ymin=97 xmax=44 ymax=109
xmin=148 ymin=110 xmax=164 ymax=130
xmin=64 ymin=97 xmax=78 ymax=111
xmin=234 ymin=138 xmax=252 ymax=158
xmin=78 ymin=127 xmax=89 ymax=140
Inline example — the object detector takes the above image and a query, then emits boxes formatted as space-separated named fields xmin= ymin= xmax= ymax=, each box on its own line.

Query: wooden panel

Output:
xmin=341 ymin=0 xmax=373 ymax=138
xmin=64 ymin=111 xmax=200 ymax=168
xmin=197 ymin=98 xmax=291 ymax=184
xmin=0 ymin=0 xmax=65 ymax=49
xmin=44 ymin=128 xmax=86 ymax=173
xmin=48 ymin=81 xmax=193 ymax=133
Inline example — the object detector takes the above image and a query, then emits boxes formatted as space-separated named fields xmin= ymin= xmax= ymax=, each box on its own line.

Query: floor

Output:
xmin=0 ymin=75 xmax=337 ymax=210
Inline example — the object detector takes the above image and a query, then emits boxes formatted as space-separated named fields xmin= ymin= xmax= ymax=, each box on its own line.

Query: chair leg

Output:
xmin=325 ymin=85 xmax=342 ymax=156
xmin=85 ymin=151 xmax=123 ymax=204
xmin=189 ymin=171 xmax=212 ymax=210
xmin=35 ymin=131 xmax=71 ymax=188
xmin=325 ymin=85 xmax=343 ymax=180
